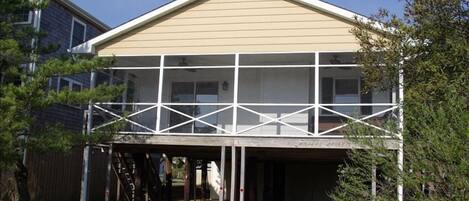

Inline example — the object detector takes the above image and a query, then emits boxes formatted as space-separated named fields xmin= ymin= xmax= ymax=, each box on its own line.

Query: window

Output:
xmin=335 ymin=79 xmax=359 ymax=103
xmin=334 ymin=78 xmax=360 ymax=114
xmin=70 ymin=18 xmax=86 ymax=48
xmin=321 ymin=77 xmax=361 ymax=115
xmin=57 ymin=77 xmax=83 ymax=92
xmin=13 ymin=9 xmax=32 ymax=24
xmin=59 ymin=78 xmax=70 ymax=91
xmin=1 ymin=9 xmax=33 ymax=24
xmin=54 ymin=77 xmax=83 ymax=108
xmin=169 ymin=82 xmax=219 ymax=133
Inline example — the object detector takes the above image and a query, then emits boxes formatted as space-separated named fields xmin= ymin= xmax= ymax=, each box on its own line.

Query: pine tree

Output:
xmin=331 ymin=0 xmax=469 ymax=200
xmin=0 ymin=1 xmax=123 ymax=200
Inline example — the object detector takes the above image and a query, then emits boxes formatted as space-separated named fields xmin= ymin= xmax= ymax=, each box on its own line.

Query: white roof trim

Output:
xmin=71 ymin=0 xmax=376 ymax=54
xmin=297 ymin=0 xmax=371 ymax=23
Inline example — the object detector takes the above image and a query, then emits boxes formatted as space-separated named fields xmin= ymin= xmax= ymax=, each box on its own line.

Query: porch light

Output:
xmin=222 ymin=81 xmax=229 ymax=91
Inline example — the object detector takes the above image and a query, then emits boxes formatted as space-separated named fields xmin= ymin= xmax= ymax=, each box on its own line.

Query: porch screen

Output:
xmin=321 ymin=77 xmax=333 ymax=114
xmin=360 ymin=78 xmax=373 ymax=115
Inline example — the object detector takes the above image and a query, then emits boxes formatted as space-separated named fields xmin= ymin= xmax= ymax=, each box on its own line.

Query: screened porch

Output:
xmin=90 ymin=52 xmax=399 ymax=138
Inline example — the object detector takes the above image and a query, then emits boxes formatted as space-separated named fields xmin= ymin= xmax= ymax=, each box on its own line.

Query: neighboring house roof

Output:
xmin=71 ymin=0 xmax=373 ymax=54
xmin=55 ymin=0 xmax=110 ymax=32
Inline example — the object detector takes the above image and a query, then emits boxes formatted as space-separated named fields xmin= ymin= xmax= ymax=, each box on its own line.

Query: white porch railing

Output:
xmin=91 ymin=102 xmax=398 ymax=138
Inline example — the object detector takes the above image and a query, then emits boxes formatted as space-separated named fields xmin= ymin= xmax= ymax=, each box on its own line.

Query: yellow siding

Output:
xmin=96 ymin=0 xmax=361 ymax=56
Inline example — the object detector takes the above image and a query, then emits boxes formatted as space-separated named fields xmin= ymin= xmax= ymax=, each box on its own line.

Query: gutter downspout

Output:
xmin=23 ymin=1 xmax=42 ymax=166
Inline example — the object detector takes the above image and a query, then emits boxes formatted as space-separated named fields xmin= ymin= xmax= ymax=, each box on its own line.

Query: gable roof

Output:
xmin=71 ymin=0 xmax=373 ymax=54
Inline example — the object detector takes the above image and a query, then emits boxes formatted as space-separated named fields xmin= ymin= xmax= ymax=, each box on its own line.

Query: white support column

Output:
xmin=372 ymin=164 xmax=377 ymax=199
xmin=219 ymin=146 xmax=226 ymax=201
xmin=28 ymin=7 xmax=42 ymax=73
xmin=22 ymin=6 xmax=42 ymax=166
xmin=239 ymin=146 xmax=246 ymax=201
xmin=314 ymin=52 xmax=320 ymax=136
xmin=156 ymin=55 xmax=165 ymax=133
xmin=80 ymin=71 xmax=97 ymax=201
xmin=232 ymin=54 xmax=240 ymax=134
xmin=230 ymin=146 xmax=236 ymax=201
xmin=397 ymin=68 xmax=404 ymax=201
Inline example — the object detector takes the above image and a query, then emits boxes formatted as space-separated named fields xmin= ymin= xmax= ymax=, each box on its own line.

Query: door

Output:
xmin=169 ymin=82 xmax=219 ymax=133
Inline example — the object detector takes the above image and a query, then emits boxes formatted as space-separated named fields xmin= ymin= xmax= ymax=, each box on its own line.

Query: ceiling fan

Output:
xmin=179 ymin=57 xmax=197 ymax=72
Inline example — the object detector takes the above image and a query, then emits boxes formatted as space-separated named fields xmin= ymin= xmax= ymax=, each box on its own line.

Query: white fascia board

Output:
xmin=296 ymin=0 xmax=386 ymax=30
xmin=295 ymin=0 xmax=369 ymax=23
xmin=71 ymin=0 xmax=196 ymax=54
xmin=71 ymin=0 xmax=383 ymax=54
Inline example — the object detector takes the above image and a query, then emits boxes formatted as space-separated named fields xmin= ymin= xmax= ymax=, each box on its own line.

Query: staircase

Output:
xmin=113 ymin=152 xmax=162 ymax=201
xmin=113 ymin=153 xmax=136 ymax=201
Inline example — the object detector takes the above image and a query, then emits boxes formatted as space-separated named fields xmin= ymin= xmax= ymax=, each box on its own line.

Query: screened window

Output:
xmin=319 ymin=52 xmax=357 ymax=65
xmin=164 ymin=55 xmax=235 ymax=67
xmin=240 ymin=53 xmax=315 ymax=66
xmin=70 ymin=18 xmax=86 ymax=48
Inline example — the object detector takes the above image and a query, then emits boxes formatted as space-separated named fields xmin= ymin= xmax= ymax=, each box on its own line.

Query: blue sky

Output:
xmin=71 ymin=0 xmax=405 ymax=28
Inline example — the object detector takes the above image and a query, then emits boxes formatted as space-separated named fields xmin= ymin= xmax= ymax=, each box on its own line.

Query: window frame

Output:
xmin=169 ymin=81 xmax=220 ymax=133
xmin=321 ymin=76 xmax=362 ymax=116
xmin=69 ymin=17 xmax=87 ymax=49
xmin=13 ymin=10 xmax=33 ymax=25
xmin=334 ymin=77 xmax=360 ymax=101
xmin=57 ymin=77 xmax=83 ymax=92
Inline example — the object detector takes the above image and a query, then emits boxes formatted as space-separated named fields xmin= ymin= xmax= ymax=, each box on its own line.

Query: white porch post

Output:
xmin=156 ymin=55 xmax=165 ymax=133
xmin=232 ymin=54 xmax=240 ymax=134
xmin=397 ymin=68 xmax=404 ymax=201
xmin=80 ymin=71 xmax=97 ymax=201
xmin=230 ymin=146 xmax=236 ymax=201
xmin=239 ymin=146 xmax=246 ymax=201
xmin=219 ymin=146 xmax=226 ymax=201
xmin=372 ymin=164 xmax=377 ymax=199
xmin=314 ymin=52 xmax=320 ymax=135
